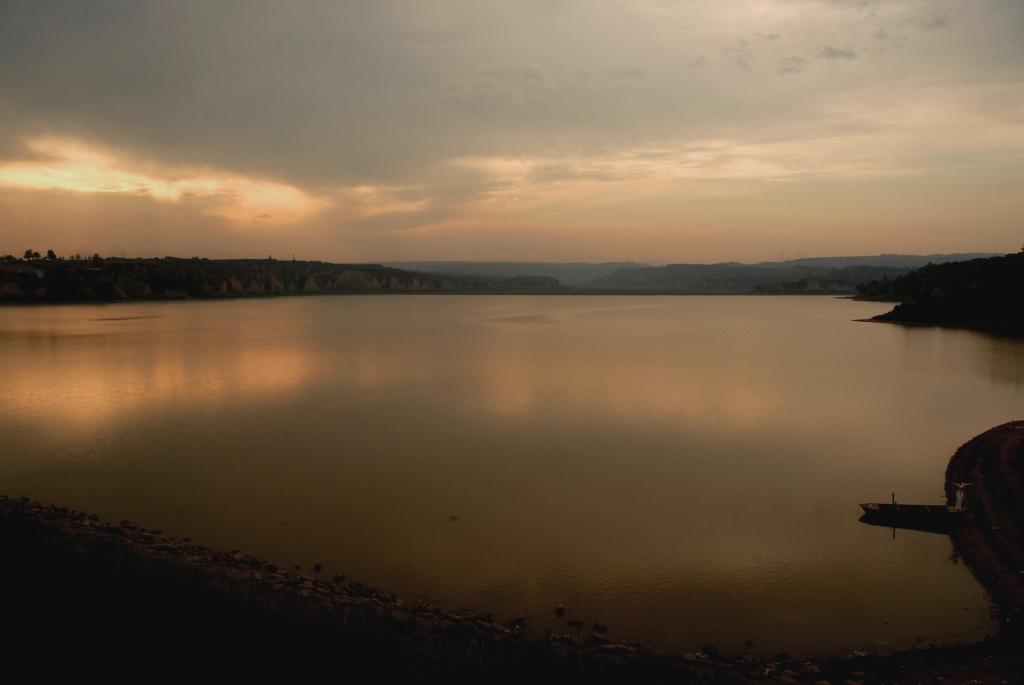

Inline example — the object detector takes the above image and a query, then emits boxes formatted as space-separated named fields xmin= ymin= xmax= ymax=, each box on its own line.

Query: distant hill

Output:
xmin=754 ymin=253 xmax=1001 ymax=269
xmin=385 ymin=254 xmax=999 ymax=293
xmin=857 ymin=252 xmax=1024 ymax=330
xmin=2 ymin=253 xmax=1006 ymax=302
xmin=589 ymin=253 xmax=1000 ymax=293
xmin=0 ymin=257 xmax=565 ymax=302
xmin=382 ymin=261 xmax=645 ymax=287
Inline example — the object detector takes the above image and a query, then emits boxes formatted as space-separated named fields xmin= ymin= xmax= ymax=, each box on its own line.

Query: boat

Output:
xmin=859 ymin=502 xmax=961 ymax=515
xmin=858 ymin=496 xmax=964 ymax=535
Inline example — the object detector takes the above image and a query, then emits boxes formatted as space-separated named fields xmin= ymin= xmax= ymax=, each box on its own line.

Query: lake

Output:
xmin=2 ymin=295 xmax=1021 ymax=656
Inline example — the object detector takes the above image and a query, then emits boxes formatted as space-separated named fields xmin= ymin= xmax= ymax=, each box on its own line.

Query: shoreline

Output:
xmin=0 ymin=290 xmax=853 ymax=306
xmin=3 ymin=423 xmax=1022 ymax=680
xmin=857 ymin=316 xmax=1024 ymax=338
xmin=0 ymin=494 xmax=754 ymax=681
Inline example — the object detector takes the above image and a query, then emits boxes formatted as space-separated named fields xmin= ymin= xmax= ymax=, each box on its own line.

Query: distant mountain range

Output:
xmin=390 ymin=254 xmax=1000 ymax=293
xmin=383 ymin=261 xmax=644 ymax=287
xmin=0 ymin=253 xmax=1004 ymax=302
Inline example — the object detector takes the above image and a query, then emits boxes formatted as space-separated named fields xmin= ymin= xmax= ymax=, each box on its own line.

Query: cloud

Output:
xmin=921 ymin=14 xmax=953 ymax=31
xmin=479 ymin=63 xmax=545 ymax=82
xmin=820 ymin=46 xmax=858 ymax=60
xmin=446 ymin=61 xmax=550 ymax=108
xmin=778 ymin=57 xmax=810 ymax=75
xmin=607 ymin=68 xmax=646 ymax=80
xmin=722 ymin=42 xmax=753 ymax=73
xmin=0 ymin=138 xmax=323 ymax=225
xmin=455 ymin=133 xmax=919 ymax=191
xmin=0 ymin=0 xmax=1022 ymax=260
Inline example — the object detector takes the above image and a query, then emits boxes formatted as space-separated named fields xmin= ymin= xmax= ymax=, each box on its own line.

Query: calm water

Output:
xmin=2 ymin=295 xmax=1022 ymax=656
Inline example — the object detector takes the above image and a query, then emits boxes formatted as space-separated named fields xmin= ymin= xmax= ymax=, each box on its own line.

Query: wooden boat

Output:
xmin=858 ymin=498 xmax=964 ymax=535
xmin=859 ymin=502 xmax=961 ymax=515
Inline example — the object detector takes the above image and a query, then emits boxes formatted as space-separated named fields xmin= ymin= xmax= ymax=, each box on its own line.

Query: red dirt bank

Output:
xmin=945 ymin=421 xmax=1024 ymax=628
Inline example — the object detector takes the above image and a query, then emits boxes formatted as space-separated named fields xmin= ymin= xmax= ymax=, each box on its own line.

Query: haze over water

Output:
xmin=3 ymin=295 xmax=1021 ymax=655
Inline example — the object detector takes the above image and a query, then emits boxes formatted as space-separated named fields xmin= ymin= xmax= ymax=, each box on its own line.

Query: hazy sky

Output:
xmin=1 ymin=0 xmax=1022 ymax=262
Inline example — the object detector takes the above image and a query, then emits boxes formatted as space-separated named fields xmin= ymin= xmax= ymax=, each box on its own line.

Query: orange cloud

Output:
xmin=0 ymin=137 xmax=323 ymax=225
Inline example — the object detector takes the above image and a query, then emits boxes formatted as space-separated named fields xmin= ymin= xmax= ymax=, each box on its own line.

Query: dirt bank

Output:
xmin=945 ymin=421 xmax=1024 ymax=629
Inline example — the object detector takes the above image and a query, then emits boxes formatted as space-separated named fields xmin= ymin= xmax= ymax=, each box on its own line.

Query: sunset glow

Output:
xmin=0 ymin=138 xmax=322 ymax=226
xmin=1 ymin=1 xmax=1022 ymax=260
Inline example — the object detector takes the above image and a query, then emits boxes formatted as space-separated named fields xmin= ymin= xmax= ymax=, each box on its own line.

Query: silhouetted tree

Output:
xmin=24 ymin=249 xmax=40 ymax=260
xmin=92 ymin=253 xmax=103 ymax=265
xmin=45 ymin=249 xmax=57 ymax=261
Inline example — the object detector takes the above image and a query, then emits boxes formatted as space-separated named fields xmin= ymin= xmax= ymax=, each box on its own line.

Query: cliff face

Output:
xmin=858 ymin=252 xmax=1024 ymax=329
xmin=0 ymin=258 xmax=565 ymax=302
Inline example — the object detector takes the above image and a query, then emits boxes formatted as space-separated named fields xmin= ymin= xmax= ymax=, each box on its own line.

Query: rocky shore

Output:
xmin=2 ymin=423 xmax=1023 ymax=681
xmin=0 ymin=494 xmax=752 ymax=682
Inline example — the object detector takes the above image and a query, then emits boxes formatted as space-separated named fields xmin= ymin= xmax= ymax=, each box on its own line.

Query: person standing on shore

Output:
xmin=948 ymin=481 xmax=972 ymax=511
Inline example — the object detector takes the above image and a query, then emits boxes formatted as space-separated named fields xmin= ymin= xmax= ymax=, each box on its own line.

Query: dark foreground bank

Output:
xmin=945 ymin=422 xmax=1024 ymax=627
xmin=3 ymin=423 xmax=1023 ymax=682
xmin=0 ymin=495 xmax=750 ymax=682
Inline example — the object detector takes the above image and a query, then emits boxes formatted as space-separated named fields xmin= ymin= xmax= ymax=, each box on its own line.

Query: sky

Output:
xmin=1 ymin=0 xmax=1022 ymax=263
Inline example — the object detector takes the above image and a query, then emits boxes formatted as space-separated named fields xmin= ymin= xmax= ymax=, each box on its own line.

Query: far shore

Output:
xmin=0 ymin=290 xmax=852 ymax=305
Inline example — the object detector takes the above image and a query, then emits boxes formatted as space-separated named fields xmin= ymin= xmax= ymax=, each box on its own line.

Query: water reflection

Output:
xmin=3 ymin=308 xmax=313 ymax=434
xmin=0 ymin=296 xmax=1017 ymax=656
xmin=898 ymin=325 xmax=1024 ymax=388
